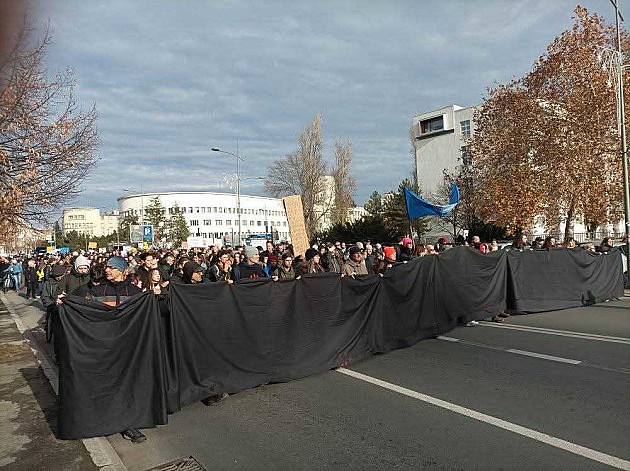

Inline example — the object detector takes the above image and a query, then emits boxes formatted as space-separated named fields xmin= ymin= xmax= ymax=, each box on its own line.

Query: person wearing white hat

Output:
xmin=63 ymin=255 xmax=91 ymax=296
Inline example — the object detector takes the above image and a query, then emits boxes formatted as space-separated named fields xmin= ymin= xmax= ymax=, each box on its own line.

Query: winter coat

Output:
xmin=64 ymin=271 xmax=91 ymax=296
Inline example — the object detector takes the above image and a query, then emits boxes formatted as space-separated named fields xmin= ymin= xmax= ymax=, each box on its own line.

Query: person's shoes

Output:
xmin=121 ymin=428 xmax=146 ymax=444
xmin=466 ymin=320 xmax=479 ymax=326
xmin=498 ymin=311 xmax=510 ymax=318
xmin=201 ymin=393 xmax=229 ymax=406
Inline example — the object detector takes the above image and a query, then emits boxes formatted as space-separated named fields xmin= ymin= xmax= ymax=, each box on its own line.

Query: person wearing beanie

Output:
xmin=232 ymin=246 xmax=267 ymax=281
xmin=373 ymin=246 xmax=398 ymax=274
xmin=69 ymin=254 xmax=145 ymax=444
xmin=41 ymin=264 xmax=68 ymax=310
xmin=63 ymin=255 xmax=92 ymax=297
xmin=295 ymin=247 xmax=324 ymax=278
xmin=342 ymin=245 xmax=368 ymax=277
xmin=74 ymin=256 xmax=141 ymax=306
xmin=398 ymin=237 xmax=414 ymax=262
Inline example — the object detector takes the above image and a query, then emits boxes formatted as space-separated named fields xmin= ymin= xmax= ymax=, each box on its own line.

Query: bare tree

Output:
xmin=330 ymin=140 xmax=356 ymax=225
xmin=264 ymin=114 xmax=328 ymax=237
xmin=0 ymin=21 xmax=98 ymax=243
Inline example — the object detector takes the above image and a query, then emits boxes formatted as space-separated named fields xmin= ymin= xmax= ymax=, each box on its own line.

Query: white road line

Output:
xmin=336 ymin=367 xmax=630 ymax=470
xmin=479 ymin=322 xmax=630 ymax=345
xmin=506 ymin=349 xmax=582 ymax=364
xmin=436 ymin=335 xmax=460 ymax=342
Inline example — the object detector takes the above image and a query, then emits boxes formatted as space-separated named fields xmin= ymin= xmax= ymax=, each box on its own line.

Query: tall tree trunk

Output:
xmin=564 ymin=199 xmax=576 ymax=242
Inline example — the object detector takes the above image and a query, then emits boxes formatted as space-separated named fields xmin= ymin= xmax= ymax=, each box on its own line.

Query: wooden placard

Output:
xmin=282 ymin=195 xmax=309 ymax=256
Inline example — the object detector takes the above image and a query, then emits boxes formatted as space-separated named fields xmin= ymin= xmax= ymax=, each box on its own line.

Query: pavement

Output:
xmin=0 ymin=289 xmax=629 ymax=470
xmin=0 ymin=291 xmax=124 ymax=471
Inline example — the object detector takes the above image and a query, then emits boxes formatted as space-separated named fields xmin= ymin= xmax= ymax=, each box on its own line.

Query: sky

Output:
xmin=31 ymin=0 xmax=621 ymax=211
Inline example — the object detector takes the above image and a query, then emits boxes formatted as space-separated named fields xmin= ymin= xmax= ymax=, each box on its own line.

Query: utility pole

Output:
xmin=612 ymin=0 xmax=630 ymax=280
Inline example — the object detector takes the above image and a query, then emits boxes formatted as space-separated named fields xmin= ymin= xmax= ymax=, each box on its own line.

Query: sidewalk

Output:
xmin=0 ymin=291 xmax=125 ymax=470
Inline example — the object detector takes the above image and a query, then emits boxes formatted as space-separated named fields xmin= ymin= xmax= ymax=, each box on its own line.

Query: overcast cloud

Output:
xmin=34 ymin=0 xmax=616 ymax=210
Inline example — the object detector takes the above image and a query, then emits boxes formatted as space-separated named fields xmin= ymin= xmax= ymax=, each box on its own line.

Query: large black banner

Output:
xmin=506 ymin=248 xmax=623 ymax=312
xmin=56 ymin=247 xmax=622 ymax=439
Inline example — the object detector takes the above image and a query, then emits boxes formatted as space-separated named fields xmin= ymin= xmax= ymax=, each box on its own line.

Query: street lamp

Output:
xmin=599 ymin=0 xmax=630 ymax=277
xmin=212 ymin=140 xmax=246 ymax=245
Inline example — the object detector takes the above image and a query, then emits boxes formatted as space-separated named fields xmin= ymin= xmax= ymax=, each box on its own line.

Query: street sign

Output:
xmin=130 ymin=225 xmax=143 ymax=243
xmin=143 ymin=225 xmax=154 ymax=242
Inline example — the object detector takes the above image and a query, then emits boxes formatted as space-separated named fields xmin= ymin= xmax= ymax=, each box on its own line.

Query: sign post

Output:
xmin=143 ymin=225 xmax=154 ymax=244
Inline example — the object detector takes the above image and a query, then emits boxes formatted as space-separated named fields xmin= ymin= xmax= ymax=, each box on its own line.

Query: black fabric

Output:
xmin=506 ymin=248 xmax=623 ymax=312
xmin=57 ymin=293 xmax=168 ymax=439
xmin=56 ymin=246 xmax=621 ymax=439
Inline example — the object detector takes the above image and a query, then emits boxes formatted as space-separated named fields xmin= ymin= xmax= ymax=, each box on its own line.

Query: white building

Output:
xmin=117 ymin=191 xmax=291 ymax=246
xmin=411 ymin=103 xmax=623 ymax=241
xmin=347 ymin=206 xmax=368 ymax=224
xmin=62 ymin=208 xmax=119 ymax=237
xmin=411 ymin=104 xmax=476 ymax=198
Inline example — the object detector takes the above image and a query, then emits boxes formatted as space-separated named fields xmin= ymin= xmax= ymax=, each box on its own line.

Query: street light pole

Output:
xmin=612 ymin=0 xmax=630 ymax=279
xmin=212 ymin=140 xmax=244 ymax=245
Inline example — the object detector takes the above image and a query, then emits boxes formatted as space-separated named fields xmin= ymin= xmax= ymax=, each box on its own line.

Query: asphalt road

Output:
xmin=107 ymin=299 xmax=630 ymax=470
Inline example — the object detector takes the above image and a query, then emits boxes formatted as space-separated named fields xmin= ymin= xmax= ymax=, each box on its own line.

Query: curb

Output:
xmin=0 ymin=292 xmax=127 ymax=471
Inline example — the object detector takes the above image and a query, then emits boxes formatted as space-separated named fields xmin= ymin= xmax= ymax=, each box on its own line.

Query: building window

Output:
xmin=216 ymin=220 xmax=223 ymax=225
xmin=203 ymin=220 xmax=211 ymax=226
xmin=420 ymin=115 xmax=444 ymax=134
xmin=188 ymin=207 xmax=193 ymax=213
xmin=213 ymin=207 xmax=217 ymax=213
xmin=226 ymin=220 xmax=232 ymax=225
xmin=460 ymin=120 xmax=471 ymax=138
xmin=257 ymin=221 xmax=262 ymax=226
xmin=195 ymin=207 xmax=200 ymax=213
xmin=190 ymin=220 xmax=199 ymax=226
xmin=461 ymin=146 xmax=471 ymax=166
xmin=242 ymin=220 xmax=247 ymax=226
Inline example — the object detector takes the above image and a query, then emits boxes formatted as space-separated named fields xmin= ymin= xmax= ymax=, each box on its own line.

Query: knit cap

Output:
xmin=244 ymin=246 xmax=259 ymax=259
xmin=74 ymin=255 xmax=91 ymax=270
xmin=383 ymin=247 xmax=397 ymax=260
xmin=106 ymin=256 xmax=128 ymax=272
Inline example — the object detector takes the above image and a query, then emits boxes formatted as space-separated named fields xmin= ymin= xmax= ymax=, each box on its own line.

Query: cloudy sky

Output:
xmin=33 ymin=0 xmax=616 ymax=211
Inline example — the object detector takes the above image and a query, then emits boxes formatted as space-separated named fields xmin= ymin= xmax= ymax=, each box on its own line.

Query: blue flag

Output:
xmin=403 ymin=184 xmax=460 ymax=220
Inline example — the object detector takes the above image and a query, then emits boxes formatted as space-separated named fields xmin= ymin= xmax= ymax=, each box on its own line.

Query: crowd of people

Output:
xmin=0 ymin=234 xmax=621 ymax=300
xmin=0 ymin=233 xmax=622 ymax=443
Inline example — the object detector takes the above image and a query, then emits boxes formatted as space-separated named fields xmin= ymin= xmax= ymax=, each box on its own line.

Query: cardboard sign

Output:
xmin=282 ymin=195 xmax=309 ymax=256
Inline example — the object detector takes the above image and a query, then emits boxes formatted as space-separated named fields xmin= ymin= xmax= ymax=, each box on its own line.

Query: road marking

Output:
xmin=337 ymin=367 xmax=630 ymax=470
xmin=506 ymin=349 xmax=582 ymax=364
xmin=478 ymin=322 xmax=630 ymax=345
xmin=436 ymin=335 xmax=630 ymax=375
xmin=436 ymin=335 xmax=460 ymax=342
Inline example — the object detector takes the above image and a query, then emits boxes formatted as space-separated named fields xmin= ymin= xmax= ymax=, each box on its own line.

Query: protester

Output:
xmin=148 ymin=268 xmax=169 ymax=294
xmin=597 ymin=237 xmax=614 ymax=253
xmin=296 ymin=248 xmax=325 ymax=277
xmin=273 ymin=253 xmax=296 ymax=281
xmin=342 ymin=246 xmax=368 ymax=276
xmin=373 ymin=246 xmax=398 ymax=275
xmin=64 ymin=255 xmax=91 ymax=297
xmin=181 ymin=261 xmax=205 ymax=284
xmin=398 ymin=238 xmax=414 ymax=262
xmin=233 ymin=246 xmax=267 ymax=281
xmin=208 ymin=251 xmax=233 ymax=283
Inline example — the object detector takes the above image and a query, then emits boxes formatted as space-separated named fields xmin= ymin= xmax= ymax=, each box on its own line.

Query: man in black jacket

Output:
xmin=70 ymin=256 xmax=146 ymax=444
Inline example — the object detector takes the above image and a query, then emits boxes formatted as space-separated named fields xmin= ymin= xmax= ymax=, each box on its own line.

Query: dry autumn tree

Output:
xmin=331 ymin=139 xmax=356 ymax=225
xmin=0 ymin=22 xmax=98 ymax=243
xmin=264 ymin=114 xmax=331 ymax=238
xmin=468 ymin=6 xmax=625 ymax=241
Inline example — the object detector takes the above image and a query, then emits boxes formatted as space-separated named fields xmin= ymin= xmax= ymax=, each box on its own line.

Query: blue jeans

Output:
xmin=12 ymin=274 xmax=20 ymax=291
